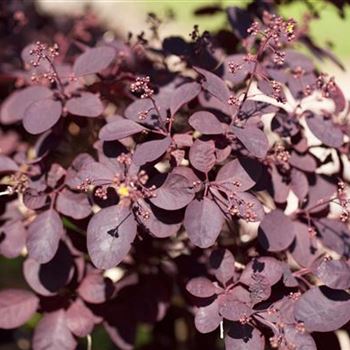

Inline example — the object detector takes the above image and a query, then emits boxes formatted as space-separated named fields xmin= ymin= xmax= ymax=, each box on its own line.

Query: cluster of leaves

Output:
xmin=1 ymin=1 xmax=350 ymax=349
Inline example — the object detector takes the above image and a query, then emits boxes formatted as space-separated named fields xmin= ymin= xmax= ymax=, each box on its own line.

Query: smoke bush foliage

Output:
xmin=1 ymin=1 xmax=350 ymax=349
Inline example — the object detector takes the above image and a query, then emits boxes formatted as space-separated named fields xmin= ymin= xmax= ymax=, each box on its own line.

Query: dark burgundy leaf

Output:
xmin=0 ymin=289 xmax=39 ymax=329
xmin=215 ymin=158 xmax=256 ymax=191
xmin=136 ymin=199 xmax=181 ymax=238
xmin=150 ymin=173 xmax=195 ymax=210
xmin=56 ymin=189 xmax=91 ymax=220
xmin=170 ymin=81 xmax=201 ymax=115
xmin=305 ymin=112 xmax=343 ymax=148
xmin=258 ymin=210 xmax=296 ymax=252
xmin=133 ymin=137 xmax=171 ymax=166
xmin=66 ymin=92 xmax=103 ymax=117
xmin=87 ymin=205 xmax=137 ymax=269
xmin=194 ymin=299 xmax=222 ymax=333
xmin=294 ymin=286 xmax=350 ymax=332
xmin=23 ymin=99 xmax=62 ymax=134
xmin=27 ymin=209 xmax=64 ymax=263
xmin=189 ymin=139 xmax=216 ymax=173
xmin=290 ymin=168 xmax=308 ymax=201
xmin=186 ymin=277 xmax=217 ymax=298
xmin=196 ymin=67 xmax=230 ymax=104
xmin=0 ymin=86 xmax=52 ymax=124
xmin=78 ymin=161 xmax=117 ymax=186
xmin=226 ymin=7 xmax=254 ymax=39
xmin=33 ymin=310 xmax=77 ymax=350
xmin=232 ymin=126 xmax=269 ymax=158
xmin=99 ymin=118 xmax=145 ymax=141
xmin=73 ymin=46 xmax=116 ymax=76
xmin=184 ymin=198 xmax=224 ymax=248
xmin=188 ymin=111 xmax=224 ymax=135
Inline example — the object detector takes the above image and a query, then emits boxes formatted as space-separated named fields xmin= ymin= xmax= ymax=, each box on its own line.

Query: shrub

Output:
xmin=0 ymin=1 xmax=350 ymax=349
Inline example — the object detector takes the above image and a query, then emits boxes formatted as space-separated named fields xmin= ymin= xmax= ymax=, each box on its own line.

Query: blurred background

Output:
xmin=1 ymin=1 xmax=350 ymax=349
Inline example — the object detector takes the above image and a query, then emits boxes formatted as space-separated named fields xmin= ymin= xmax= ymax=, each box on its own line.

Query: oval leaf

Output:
xmin=258 ymin=210 xmax=296 ymax=252
xmin=133 ymin=137 xmax=171 ymax=166
xmin=33 ymin=310 xmax=77 ymax=350
xmin=99 ymin=118 xmax=145 ymax=141
xmin=0 ymin=289 xmax=39 ymax=329
xmin=23 ymin=99 xmax=62 ymax=134
xmin=66 ymin=92 xmax=103 ymax=117
xmin=87 ymin=205 xmax=137 ymax=269
xmin=73 ymin=46 xmax=116 ymax=76
xmin=150 ymin=173 xmax=195 ymax=210
xmin=186 ymin=277 xmax=217 ymax=298
xmin=0 ymin=86 xmax=52 ymax=124
xmin=170 ymin=81 xmax=201 ymax=115
xmin=294 ymin=286 xmax=350 ymax=332
xmin=189 ymin=111 xmax=224 ymax=135
xmin=232 ymin=126 xmax=269 ymax=158
xmin=189 ymin=139 xmax=216 ymax=173
xmin=184 ymin=198 xmax=224 ymax=248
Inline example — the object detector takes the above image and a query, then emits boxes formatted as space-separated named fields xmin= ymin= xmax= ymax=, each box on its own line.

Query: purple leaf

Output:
xmin=186 ymin=277 xmax=217 ymax=298
xmin=170 ymin=81 xmax=201 ymax=115
xmin=23 ymin=99 xmax=62 ymax=134
xmin=78 ymin=161 xmax=116 ymax=186
xmin=99 ymin=118 xmax=145 ymax=141
xmin=0 ymin=220 xmax=26 ymax=258
xmin=133 ymin=137 xmax=171 ymax=166
xmin=232 ymin=126 xmax=269 ymax=158
xmin=290 ymin=221 xmax=320 ymax=268
xmin=305 ymin=112 xmax=343 ymax=148
xmin=283 ymin=325 xmax=316 ymax=350
xmin=0 ymin=155 xmax=19 ymax=173
xmin=56 ymin=189 xmax=91 ymax=220
xmin=73 ymin=46 xmax=116 ymax=76
xmin=87 ymin=205 xmax=137 ymax=269
xmin=195 ymin=299 xmax=222 ymax=333
xmin=215 ymin=158 xmax=256 ymax=192
xmin=23 ymin=243 xmax=74 ymax=296
xmin=0 ymin=289 xmax=39 ymax=329
xmin=315 ymin=218 xmax=350 ymax=256
xmin=189 ymin=139 xmax=216 ymax=173
xmin=294 ymin=286 xmax=350 ymax=332
xmin=196 ymin=67 xmax=230 ymax=104
xmin=136 ymin=199 xmax=181 ymax=238
xmin=209 ymin=249 xmax=235 ymax=285
xmin=78 ymin=273 xmax=114 ymax=304
xmin=225 ymin=323 xmax=265 ymax=350
xmin=33 ymin=310 xmax=77 ymax=350
xmin=314 ymin=259 xmax=350 ymax=290
xmin=150 ymin=173 xmax=195 ymax=210
xmin=184 ymin=198 xmax=224 ymax=248
xmin=27 ymin=209 xmax=64 ymax=263
xmin=240 ymin=257 xmax=283 ymax=287
xmin=0 ymin=86 xmax=52 ymax=124
xmin=188 ymin=111 xmax=224 ymax=135
xmin=66 ymin=92 xmax=104 ymax=117
xmin=66 ymin=299 xmax=95 ymax=337
xmin=219 ymin=296 xmax=252 ymax=321
xmin=258 ymin=210 xmax=296 ymax=252
xmin=290 ymin=168 xmax=308 ymax=201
